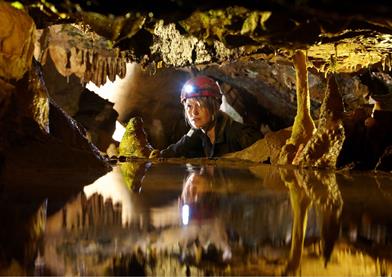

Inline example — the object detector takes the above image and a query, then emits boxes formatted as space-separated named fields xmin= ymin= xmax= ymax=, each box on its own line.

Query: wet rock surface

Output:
xmin=0 ymin=65 xmax=110 ymax=190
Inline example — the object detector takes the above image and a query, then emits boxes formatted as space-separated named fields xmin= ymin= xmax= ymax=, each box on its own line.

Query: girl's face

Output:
xmin=184 ymin=98 xmax=212 ymax=130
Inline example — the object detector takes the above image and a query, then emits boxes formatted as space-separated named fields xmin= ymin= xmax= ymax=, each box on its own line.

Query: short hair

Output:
xmin=183 ymin=96 xmax=221 ymax=128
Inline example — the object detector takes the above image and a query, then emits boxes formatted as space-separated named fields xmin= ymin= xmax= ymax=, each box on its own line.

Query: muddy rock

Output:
xmin=223 ymin=128 xmax=291 ymax=164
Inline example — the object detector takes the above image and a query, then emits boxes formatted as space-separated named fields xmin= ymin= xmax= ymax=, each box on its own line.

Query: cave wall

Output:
xmin=0 ymin=2 xmax=110 ymax=189
xmin=86 ymin=64 xmax=191 ymax=150
xmin=82 ymin=60 xmax=371 ymax=150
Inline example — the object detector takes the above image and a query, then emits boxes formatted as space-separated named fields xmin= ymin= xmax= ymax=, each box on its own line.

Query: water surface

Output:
xmin=1 ymin=160 xmax=392 ymax=276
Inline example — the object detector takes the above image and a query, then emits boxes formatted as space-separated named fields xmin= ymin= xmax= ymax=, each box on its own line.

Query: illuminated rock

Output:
xmin=0 ymin=60 xmax=49 ymax=145
xmin=119 ymin=117 xmax=154 ymax=158
xmin=0 ymin=2 xmax=35 ymax=80
xmin=23 ymin=60 xmax=50 ymax=133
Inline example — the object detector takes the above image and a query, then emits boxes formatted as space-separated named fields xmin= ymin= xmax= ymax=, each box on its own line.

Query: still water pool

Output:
xmin=1 ymin=160 xmax=392 ymax=276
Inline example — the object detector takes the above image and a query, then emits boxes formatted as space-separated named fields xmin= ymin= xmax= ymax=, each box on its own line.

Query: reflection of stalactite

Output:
xmin=84 ymin=193 xmax=123 ymax=228
xmin=295 ymin=169 xmax=343 ymax=267
xmin=52 ymin=193 xmax=123 ymax=232
xmin=280 ymin=168 xmax=311 ymax=275
xmin=280 ymin=167 xmax=343 ymax=274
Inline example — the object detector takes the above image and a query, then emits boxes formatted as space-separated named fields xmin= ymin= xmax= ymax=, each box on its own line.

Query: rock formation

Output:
xmin=0 ymin=2 xmax=110 ymax=189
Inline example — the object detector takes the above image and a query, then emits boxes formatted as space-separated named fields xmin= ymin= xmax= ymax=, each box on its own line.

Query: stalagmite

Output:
xmin=293 ymin=74 xmax=346 ymax=168
xmin=119 ymin=117 xmax=154 ymax=158
xmin=278 ymin=50 xmax=315 ymax=164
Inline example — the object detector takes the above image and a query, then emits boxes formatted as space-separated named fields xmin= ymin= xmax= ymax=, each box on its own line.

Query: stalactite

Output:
xmin=101 ymin=61 xmax=106 ymax=85
xmin=110 ymin=58 xmax=116 ymax=82
xmin=84 ymin=55 xmax=92 ymax=83
xmin=119 ymin=59 xmax=126 ymax=79
xmin=45 ymin=25 xmax=131 ymax=87
xmin=107 ymin=57 xmax=114 ymax=82
xmin=102 ymin=59 xmax=107 ymax=85
xmin=278 ymin=50 xmax=315 ymax=165
xmin=96 ymin=58 xmax=103 ymax=87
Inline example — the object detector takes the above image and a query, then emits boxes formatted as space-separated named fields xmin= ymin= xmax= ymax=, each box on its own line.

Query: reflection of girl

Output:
xmin=178 ymin=167 xmax=232 ymax=261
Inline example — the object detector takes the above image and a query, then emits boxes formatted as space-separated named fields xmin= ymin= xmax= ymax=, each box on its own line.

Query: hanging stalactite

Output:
xmin=37 ymin=24 xmax=128 ymax=87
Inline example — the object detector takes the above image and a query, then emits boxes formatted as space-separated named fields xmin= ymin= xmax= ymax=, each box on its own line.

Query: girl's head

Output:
xmin=180 ymin=76 xmax=222 ymax=130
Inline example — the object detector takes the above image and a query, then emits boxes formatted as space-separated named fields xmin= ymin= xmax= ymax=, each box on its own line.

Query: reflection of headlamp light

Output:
xmin=181 ymin=204 xmax=190 ymax=225
xmin=183 ymin=84 xmax=194 ymax=94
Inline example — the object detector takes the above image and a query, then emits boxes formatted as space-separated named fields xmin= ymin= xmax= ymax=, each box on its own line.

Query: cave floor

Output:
xmin=1 ymin=160 xmax=392 ymax=276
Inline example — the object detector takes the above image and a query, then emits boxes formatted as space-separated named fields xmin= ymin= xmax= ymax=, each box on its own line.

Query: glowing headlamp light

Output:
xmin=181 ymin=204 xmax=190 ymax=225
xmin=183 ymin=84 xmax=194 ymax=94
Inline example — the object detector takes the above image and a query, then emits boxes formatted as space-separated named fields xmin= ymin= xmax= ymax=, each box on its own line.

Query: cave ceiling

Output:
xmin=9 ymin=0 xmax=392 ymax=76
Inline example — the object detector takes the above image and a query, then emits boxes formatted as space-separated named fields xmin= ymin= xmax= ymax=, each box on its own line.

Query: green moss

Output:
xmin=118 ymin=117 xmax=152 ymax=158
xmin=179 ymin=7 xmax=272 ymax=46
xmin=10 ymin=1 xmax=24 ymax=10
xmin=179 ymin=7 xmax=244 ymax=43
xmin=241 ymin=11 xmax=259 ymax=35
xmin=119 ymin=161 xmax=151 ymax=190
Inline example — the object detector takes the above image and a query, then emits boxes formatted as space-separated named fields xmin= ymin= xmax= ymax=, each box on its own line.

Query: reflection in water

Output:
xmin=177 ymin=166 xmax=232 ymax=261
xmin=1 ymin=162 xmax=392 ymax=275
xmin=279 ymin=168 xmax=343 ymax=275
xmin=83 ymin=166 xmax=135 ymax=225
xmin=0 ymin=200 xmax=47 ymax=275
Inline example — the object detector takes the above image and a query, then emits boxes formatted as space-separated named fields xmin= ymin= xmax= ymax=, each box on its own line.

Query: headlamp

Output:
xmin=181 ymin=204 xmax=190 ymax=225
xmin=183 ymin=84 xmax=194 ymax=94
